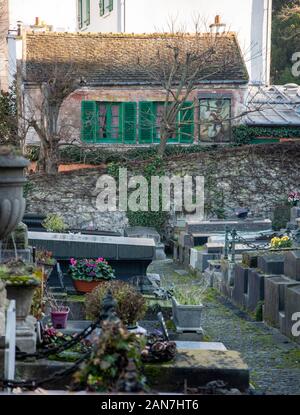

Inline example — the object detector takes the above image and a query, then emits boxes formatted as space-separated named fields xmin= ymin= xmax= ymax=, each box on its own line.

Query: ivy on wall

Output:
xmin=233 ymin=125 xmax=300 ymax=145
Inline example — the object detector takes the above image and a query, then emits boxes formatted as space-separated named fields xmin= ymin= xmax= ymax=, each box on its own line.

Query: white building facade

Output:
xmin=0 ymin=0 xmax=77 ymax=90
xmin=77 ymin=0 xmax=272 ymax=86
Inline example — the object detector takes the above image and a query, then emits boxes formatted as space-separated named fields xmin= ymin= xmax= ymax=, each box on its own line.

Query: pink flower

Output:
xmin=70 ymin=258 xmax=77 ymax=266
xmin=96 ymin=257 xmax=104 ymax=263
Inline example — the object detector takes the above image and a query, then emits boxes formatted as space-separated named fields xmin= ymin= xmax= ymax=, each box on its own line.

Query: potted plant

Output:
xmin=171 ymin=283 xmax=208 ymax=333
xmin=270 ymin=236 xmax=293 ymax=250
xmin=69 ymin=257 xmax=116 ymax=293
xmin=0 ymin=259 xmax=40 ymax=324
xmin=85 ymin=280 xmax=147 ymax=330
xmin=42 ymin=213 xmax=67 ymax=233
xmin=46 ymin=291 xmax=70 ymax=329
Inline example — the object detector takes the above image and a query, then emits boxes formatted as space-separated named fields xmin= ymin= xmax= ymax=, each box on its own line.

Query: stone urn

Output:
xmin=5 ymin=283 xmax=37 ymax=323
xmin=0 ymin=152 xmax=29 ymax=242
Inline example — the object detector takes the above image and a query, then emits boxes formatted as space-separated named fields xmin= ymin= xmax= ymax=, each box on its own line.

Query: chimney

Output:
xmin=35 ymin=17 xmax=40 ymax=26
xmin=209 ymin=15 xmax=226 ymax=34
xmin=16 ymin=20 xmax=23 ymax=36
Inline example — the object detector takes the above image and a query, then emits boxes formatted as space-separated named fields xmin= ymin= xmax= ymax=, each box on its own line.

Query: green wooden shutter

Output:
xmin=99 ymin=0 xmax=104 ymax=16
xmin=108 ymin=0 xmax=113 ymax=12
xmin=139 ymin=102 xmax=155 ymax=144
xmin=179 ymin=102 xmax=194 ymax=143
xmin=121 ymin=102 xmax=137 ymax=144
xmin=81 ymin=101 xmax=97 ymax=142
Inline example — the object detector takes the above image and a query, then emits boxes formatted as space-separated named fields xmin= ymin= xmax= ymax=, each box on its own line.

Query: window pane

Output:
xmin=98 ymin=104 xmax=108 ymax=139
xmin=110 ymin=104 xmax=120 ymax=139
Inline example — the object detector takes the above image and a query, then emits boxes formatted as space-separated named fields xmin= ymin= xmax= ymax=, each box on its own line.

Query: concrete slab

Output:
xmin=186 ymin=219 xmax=272 ymax=234
xmin=145 ymin=349 xmax=249 ymax=392
xmin=175 ymin=341 xmax=227 ymax=351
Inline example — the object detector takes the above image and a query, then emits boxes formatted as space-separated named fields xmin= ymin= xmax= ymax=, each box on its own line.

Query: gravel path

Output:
xmin=148 ymin=260 xmax=300 ymax=395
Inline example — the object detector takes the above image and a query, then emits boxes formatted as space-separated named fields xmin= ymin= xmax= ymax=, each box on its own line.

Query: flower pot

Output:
xmin=51 ymin=307 xmax=70 ymax=329
xmin=6 ymin=284 xmax=37 ymax=322
xmin=171 ymin=297 xmax=203 ymax=333
xmin=72 ymin=279 xmax=104 ymax=293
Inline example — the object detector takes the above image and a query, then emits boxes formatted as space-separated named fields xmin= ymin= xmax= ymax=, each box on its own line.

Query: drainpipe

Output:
xmin=120 ymin=0 xmax=125 ymax=33
xmin=265 ymin=0 xmax=272 ymax=86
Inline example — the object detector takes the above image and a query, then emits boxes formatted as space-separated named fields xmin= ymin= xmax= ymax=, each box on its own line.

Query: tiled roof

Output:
xmin=24 ymin=32 xmax=249 ymax=85
xmin=245 ymin=84 xmax=300 ymax=126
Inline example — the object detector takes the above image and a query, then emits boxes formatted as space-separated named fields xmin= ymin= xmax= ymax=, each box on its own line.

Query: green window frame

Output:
xmin=78 ymin=0 xmax=83 ymax=29
xmin=99 ymin=0 xmax=113 ymax=16
xmin=138 ymin=101 xmax=194 ymax=144
xmin=81 ymin=101 xmax=137 ymax=144
xmin=85 ymin=0 xmax=90 ymax=25
xmin=99 ymin=0 xmax=104 ymax=16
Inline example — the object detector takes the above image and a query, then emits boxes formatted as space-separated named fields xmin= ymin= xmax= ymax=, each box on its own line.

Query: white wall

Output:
xmin=80 ymin=0 xmax=122 ymax=32
xmin=124 ymin=0 xmax=272 ymax=85
xmin=8 ymin=0 xmax=77 ymax=31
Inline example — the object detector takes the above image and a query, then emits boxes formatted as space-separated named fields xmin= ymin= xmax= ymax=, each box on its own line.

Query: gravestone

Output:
xmin=124 ymin=226 xmax=166 ymax=260
xmin=290 ymin=207 xmax=300 ymax=226
xmin=247 ymin=269 xmax=266 ymax=312
xmin=28 ymin=231 xmax=156 ymax=289
xmin=232 ymin=265 xmax=249 ymax=308
xmin=145 ymin=350 xmax=249 ymax=392
xmin=257 ymin=253 xmax=285 ymax=275
xmin=264 ymin=275 xmax=299 ymax=329
xmin=284 ymin=251 xmax=300 ymax=281
xmin=284 ymin=284 xmax=300 ymax=344
xmin=189 ymin=249 xmax=220 ymax=272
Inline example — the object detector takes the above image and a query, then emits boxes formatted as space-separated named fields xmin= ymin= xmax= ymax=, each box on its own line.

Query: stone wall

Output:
xmin=25 ymin=168 xmax=129 ymax=233
xmin=162 ymin=142 xmax=300 ymax=217
xmin=25 ymin=143 xmax=300 ymax=232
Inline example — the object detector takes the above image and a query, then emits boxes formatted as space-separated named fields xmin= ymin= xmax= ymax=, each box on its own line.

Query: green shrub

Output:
xmin=42 ymin=213 xmax=67 ymax=233
xmin=85 ymin=280 xmax=147 ymax=326
xmin=233 ymin=125 xmax=300 ymax=145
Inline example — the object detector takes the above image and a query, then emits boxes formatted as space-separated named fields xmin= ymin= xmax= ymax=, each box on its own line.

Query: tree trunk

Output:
xmin=158 ymin=126 xmax=173 ymax=157
xmin=37 ymin=141 xmax=59 ymax=175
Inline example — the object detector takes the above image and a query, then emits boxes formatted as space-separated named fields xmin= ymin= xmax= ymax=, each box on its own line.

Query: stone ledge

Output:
xmin=145 ymin=349 xmax=249 ymax=392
